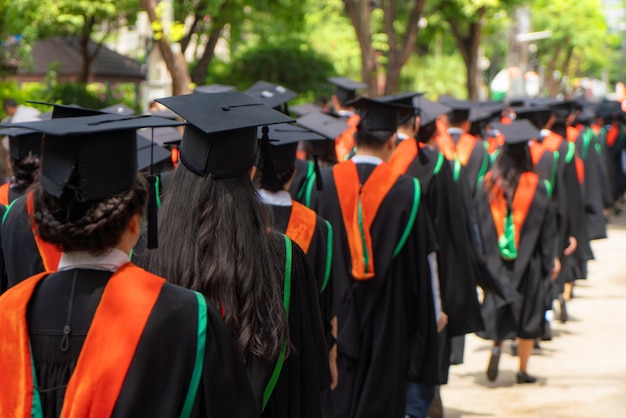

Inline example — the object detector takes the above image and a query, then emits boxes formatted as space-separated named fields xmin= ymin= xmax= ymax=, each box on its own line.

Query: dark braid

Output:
xmin=33 ymin=176 xmax=148 ymax=255
xmin=11 ymin=154 xmax=40 ymax=190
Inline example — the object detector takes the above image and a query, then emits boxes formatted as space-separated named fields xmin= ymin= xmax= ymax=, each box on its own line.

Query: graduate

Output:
xmin=309 ymin=96 xmax=438 ymax=418
xmin=327 ymin=77 xmax=366 ymax=161
xmin=476 ymin=120 xmax=559 ymax=384
xmin=143 ymin=92 xmax=331 ymax=418
xmin=0 ymin=128 xmax=42 ymax=205
xmin=0 ymin=113 xmax=258 ymax=417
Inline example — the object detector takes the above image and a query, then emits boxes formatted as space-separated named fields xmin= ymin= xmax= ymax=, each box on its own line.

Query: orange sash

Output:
xmin=575 ymin=157 xmax=585 ymax=184
xmin=455 ymin=133 xmax=478 ymax=166
xmin=487 ymin=132 xmax=505 ymax=154
xmin=27 ymin=192 xmax=62 ymax=272
xmin=541 ymin=131 xmax=563 ymax=153
xmin=435 ymin=120 xmax=456 ymax=161
xmin=529 ymin=142 xmax=545 ymax=165
xmin=285 ymin=201 xmax=317 ymax=254
xmin=0 ymin=263 xmax=165 ymax=417
xmin=606 ymin=123 xmax=619 ymax=148
xmin=488 ymin=172 xmax=539 ymax=250
xmin=335 ymin=114 xmax=360 ymax=161
xmin=333 ymin=161 xmax=399 ymax=280
xmin=0 ymin=182 xmax=10 ymax=206
xmin=389 ymin=137 xmax=419 ymax=174
xmin=566 ymin=126 xmax=580 ymax=143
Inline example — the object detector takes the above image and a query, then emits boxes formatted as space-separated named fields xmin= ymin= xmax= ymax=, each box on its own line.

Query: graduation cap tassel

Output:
xmin=313 ymin=154 xmax=324 ymax=191
xmin=260 ymin=126 xmax=279 ymax=190
xmin=147 ymin=128 xmax=159 ymax=249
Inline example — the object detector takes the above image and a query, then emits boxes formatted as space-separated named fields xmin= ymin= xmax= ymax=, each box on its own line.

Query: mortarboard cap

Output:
xmin=468 ymin=106 xmax=499 ymax=136
xmin=138 ymin=126 xmax=182 ymax=147
xmin=438 ymin=96 xmax=472 ymax=123
xmin=136 ymin=131 xmax=173 ymax=173
xmin=0 ymin=127 xmax=42 ymax=160
xmin=0 ymin=114 xmax=185 ymax=201
xmin=259 ymin=123 xmax=326 ymax=174
xmin=101 ymin=103 xmax=136 ymax=116
xmin=194 ymin=83 xmax=237 ymax=94
xmin=379 ymin=92 xmax=424 ymax=124
xmin=414 ymin=96 xmax=452 ymax=127
xmin=512 ymin=106 xmax=552 ymax=130
xmin=245 ymin=81 xmax=297 ymax=110
xmin=28 ymin=101 xmax=106 ymax=119
xmin=290 ymin=103 xmax=322 ymax=117
xmin=347 ymin=96 xmax=413 ymax=132
xmin=155 ymin=92 xmax=293 ymax=178
xmin=296 ymin=111 xmax=348 ymax=140
xmin=491 ymin=120 xmax=539 ymax=145
xmin=328 ymin=77 xmax=367 ymax=105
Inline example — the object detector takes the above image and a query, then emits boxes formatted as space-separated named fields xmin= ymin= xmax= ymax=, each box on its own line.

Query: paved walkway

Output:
xmin=441 ymin=219 xmax=626 ymax=417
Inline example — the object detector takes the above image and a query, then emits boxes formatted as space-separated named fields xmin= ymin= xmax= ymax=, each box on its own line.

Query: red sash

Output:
xmin=606 ymin=123 xmax=619 ymax=148
xmin=566 ymin=126 xmax=580 ymax=143
xmin=27 ymin=191 xmax=62 ymax=272
xmin=0 ymin=182 xmax=10 ymax=206
xmin=529 ymin=141 xmax=545 ymax=165
xmin=488 ymin=172 xmax=538 ymax=249
xmin=333 ymin=161 xmax=399 ymax=280
xmin=0 ymin=263 xmax=164 ymax=417
xmin=541 ymin=131 xmax=563 ymax=153
xmin=435 ymin=120 xmax=456 ymax=161
xmin=335 ymin=114 xmax=360 ymax=161
xmin=389 ymin=137 xmax=419 ymax=174
xmin=285 ymin=201 xmax=317 ymax=254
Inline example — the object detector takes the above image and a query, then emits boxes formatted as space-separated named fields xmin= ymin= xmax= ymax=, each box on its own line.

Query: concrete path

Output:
xmin=441 ymin=219 xmax=626 ymax=418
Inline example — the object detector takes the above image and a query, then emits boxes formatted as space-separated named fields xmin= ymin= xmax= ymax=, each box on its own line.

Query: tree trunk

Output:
xmin=382 ymin=0 xmax=426 ymax=95
xmin=77 ymin=17 xmax=95 ymax=84
xmin=546 ymin=44 xmax=563 ymax=97
xmin=191 ymin=22 xmax=226 ymax=85
xmin=344 ymin=0 xmax=378 ymax=97
xmin=140 ymin=0 xmax=192 ymax=96
xmin=447 ymin=8 xmax=484 ymax=100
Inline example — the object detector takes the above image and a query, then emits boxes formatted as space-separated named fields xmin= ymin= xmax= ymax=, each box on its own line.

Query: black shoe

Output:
xmin=558 ymin=295 xmax=568 ymax=323
xmin=516 ymin=371 xmax=537 ymax=384
xmin=510 ymin=341 xmax=518 ymax=356
xmin=541 ymin=321 xmax=552 ymax=341
xmin=486 ymin=346 xmax=500 ymax=382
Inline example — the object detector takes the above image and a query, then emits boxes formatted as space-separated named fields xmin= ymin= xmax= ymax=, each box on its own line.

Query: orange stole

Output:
xmin=333 ymin=161 xmax=399 ymax=280
xmin=335 ymin=114 xmax=360 ymax=161
xmin=541 ymin=132 xmax=563 ymax=153
xmin=575 ymin=157 xmax=585 ymax=184
xmin=606 ymin=123 xmax=619 ymax=148
xmin=0 ymin=182 xmax=9 ymax=206
xmin=27 ymin=192 xmax=62 ymax=272
xmin=285 ymin=201 xmax=317 ymax=254
xmin=566 ymin=126 xmax=580 ymax=143
xmin=435 ymin=120 xmax=456 ymax=161
xmin=455 ymin=133 xmax=478 ymax=166
xmin=529 ymin=142 xmax=545 ymax=165
xmin=487 ymin=132 xmax=505 ymax=154
xmin=0 ymin=264 xmax=165 ymax=417
xmin=389 ymin=137 xmax=419 ymax=174
xmin=488 ymin=172 xmax=539 ymax=249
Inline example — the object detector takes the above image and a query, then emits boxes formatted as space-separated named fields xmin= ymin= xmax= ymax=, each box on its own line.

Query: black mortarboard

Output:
xmin=438 ymin=96 xmax=472 ymax=123
xmin=194 ymin=83 xmax=237 ymax=94
xmin=347 ymin=97 xmax=413 ymax=132
xmin=136 ymin=130 xmax=174 ymax=172
xmin=149 ymin=108 xmax=179 ymax=120
xmin=491 ymin=120 xmax=539 ymax=145
xmin=379 ymin=92 xmax=424 ymax=124
xmin=414 ymin=96 xmax=451 ymax=127
xmin=575 ymin=105 xmax=597 ymax=125
xmin=596 ymin=100 xmax=622 ymax=121
xmin=0 ymin=127 xmax=42 ymax=160
xmin=101 ymin=103 xmax=136 ymax=116
xmin=328 ymin=77 xmax=367 ymax=105
xmin=260 ymin=123 xmax=326 ymax=173
xmin=296 ymin=111 xmax=349 ymax=140
xmin=0 ymin=114 xmax=185 ymax=201
xmin=245 ymin=81 xmax=297 ymax=110
xmin=138 ymin=126 xmax=182 ymax=147
xmin=155 ymin=92 xmax=293 ymax=178
xmin=512 ymin=106 xmax=552 ymax=130
xmin=27 ymin=101 xmax=105 ymax=119
xmin=468 ymin=106 xmax=498 ymax=136
xmin=290 ymin=103 xmax=321 ymax=117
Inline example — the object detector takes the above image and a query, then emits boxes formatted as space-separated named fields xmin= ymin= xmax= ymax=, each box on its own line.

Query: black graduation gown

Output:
xmin=310 ymin=162 xmax=438 ymax=418
xmin=475 ymin=176 xmax=557 ymax=341
xmin=269 ymin=204 xmax=334 ymax=349
xmin=246 ymin=236 xmax=331 ymax=418
xmin=288 ymin=159 xmax=316 ymax=206
xmin=0 ymin=204 xmax=6 ymax=293
xmin=1 ymin=196 xmax=46 ymax=287
xmin=401 ymin=145 xmax=485 ymax=379
xmin=25 ymin=268 xmax=259 ymax=417
xmin=606 ymin=123 xmax=626 ymax=201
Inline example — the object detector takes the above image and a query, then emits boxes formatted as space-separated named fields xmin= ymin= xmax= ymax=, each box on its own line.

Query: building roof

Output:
xmin=14 ymin=37 xmax=144 ymax=83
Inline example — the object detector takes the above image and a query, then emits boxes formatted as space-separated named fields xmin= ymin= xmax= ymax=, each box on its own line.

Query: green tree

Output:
xmin=531 ymin=0 xmax=609 ymax=95
xmin=341 ymin=0 xmax=427 ymax=96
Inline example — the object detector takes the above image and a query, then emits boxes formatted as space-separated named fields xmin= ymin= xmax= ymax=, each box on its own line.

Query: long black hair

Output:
xmin=147 ymin=165 xmax=289 ymax=362
xmin=488 ymin=143 xmax=534 ymax=208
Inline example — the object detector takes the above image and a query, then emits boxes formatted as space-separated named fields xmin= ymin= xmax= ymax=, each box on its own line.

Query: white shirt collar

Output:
xmin=257 ymin=189 xmax=293 ymax=207
xmin=447 ymin=127 xmax=464 ymax=135
xmin=540 ymin=129 xmax=551 ymax=138
xmin=57 ymin=248 xmax=130 ymax=272
xmin=337 ymin=109 xmax=354 ymax=117
xmin=397 ymin=132 xmax=409 ymax=140
xmin=351 ymin=155 xmax=383 ymax=166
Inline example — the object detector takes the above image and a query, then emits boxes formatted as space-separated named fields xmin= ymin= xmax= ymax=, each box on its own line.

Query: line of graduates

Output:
xmin=0 ymin=79 xmax=619 ymax=418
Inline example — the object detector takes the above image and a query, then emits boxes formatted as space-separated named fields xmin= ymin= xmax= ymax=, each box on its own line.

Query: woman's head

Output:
xmin=33 ymin=176 xmax=148 ymax=254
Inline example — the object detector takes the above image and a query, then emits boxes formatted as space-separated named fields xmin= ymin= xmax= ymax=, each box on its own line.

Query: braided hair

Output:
xmin=33 ymin=175 xmax=148 ymax=255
